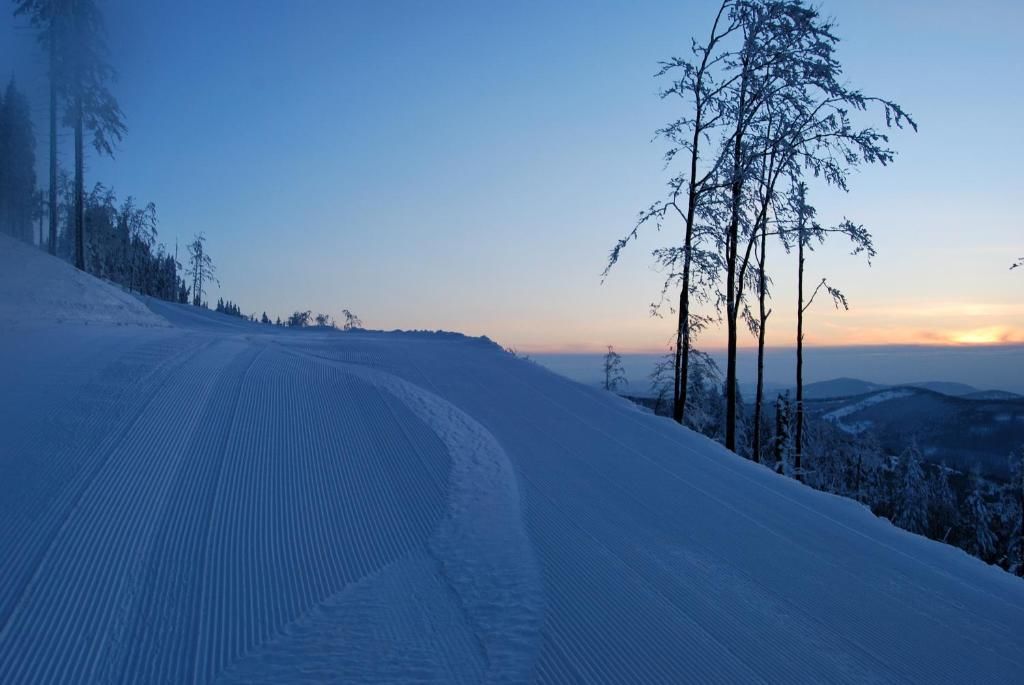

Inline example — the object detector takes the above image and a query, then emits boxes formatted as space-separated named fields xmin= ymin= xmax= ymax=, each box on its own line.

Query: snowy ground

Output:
xmin=1 ymin=243 xmax=1023 ymax=683
xmin=0 ymin=234 xmax=167 ymax=329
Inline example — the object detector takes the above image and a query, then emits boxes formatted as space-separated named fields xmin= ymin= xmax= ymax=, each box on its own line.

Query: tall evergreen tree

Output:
xmin=962 ymin=468 xmax=996 ymax=560
xmin=893 ymin=442 xmax=929 ymax=535
xmin=66 ymin=0 xmax=125 ymax=271
xmin=0 ymin=79 xmax=38 ymax=242
xmin=14 ymin=0 xmax=67 ymax=255
xmin=927 ymin=463 xmax=957 ymax=543
xmin=1008 ymin=448 xmax=1024 ymax=575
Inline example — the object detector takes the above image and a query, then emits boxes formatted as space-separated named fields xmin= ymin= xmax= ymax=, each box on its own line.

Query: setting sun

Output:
xmin=950 ymin=326 xmax=1022 ymax=345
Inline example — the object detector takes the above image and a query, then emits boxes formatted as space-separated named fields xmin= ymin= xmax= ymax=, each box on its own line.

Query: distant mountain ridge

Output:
xmin=792 ymin=376 xmax=1021 ymax=401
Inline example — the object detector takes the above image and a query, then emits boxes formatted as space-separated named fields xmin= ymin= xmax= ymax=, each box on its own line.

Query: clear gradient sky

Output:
xmin=2 ymin=0 xmax=1021 ymax=354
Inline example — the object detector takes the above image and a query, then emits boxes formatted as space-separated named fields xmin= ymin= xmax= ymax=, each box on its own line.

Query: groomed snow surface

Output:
xmin=1 ymin=239 xmax=1022 ymax=683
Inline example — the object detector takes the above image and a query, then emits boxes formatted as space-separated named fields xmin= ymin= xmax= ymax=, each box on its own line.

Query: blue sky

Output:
xmin=2 ymin=0 xmax=1022 ymax=354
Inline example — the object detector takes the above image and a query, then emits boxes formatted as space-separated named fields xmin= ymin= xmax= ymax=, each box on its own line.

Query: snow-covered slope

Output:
xmin=1 ymin=251 xmax=1023 ymax=683
xmin=0 ymin=233 xmax=167 ymax=329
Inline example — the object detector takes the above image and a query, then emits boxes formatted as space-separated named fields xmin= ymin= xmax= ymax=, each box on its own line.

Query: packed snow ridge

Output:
xmin=1 ymin=240 xmax=1022 ymax=683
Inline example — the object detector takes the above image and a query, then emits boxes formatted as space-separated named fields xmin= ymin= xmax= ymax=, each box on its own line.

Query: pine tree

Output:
xmin=1007 ymin=448 xmax=1024 ymax=575
xmin=14 ymin=0 xmax=66 ymax=255
xmin=15 ymin=0 xmax=127 ymax=269
xmin=961 ymin=468 xmax=996 ymax=560
xmin=67 ymin=0 xmax=126 ymax=270
xmin=892 ymin=442 xmax=929 ymax=535
xmin=0 ymin=79 xmax=38 ymax=243
xmin=772 ymin=391 xmax=792 ymax=473
xmin=927 ymin=463 xmax=957 ymax=543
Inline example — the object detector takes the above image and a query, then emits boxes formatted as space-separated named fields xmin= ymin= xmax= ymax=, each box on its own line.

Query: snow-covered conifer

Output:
xmin=893 ymin=442 xmax=929 ymax=535
xmin=961 ymin=468 xmax=996 ymax=560
xmin=927 ymin=463 xmax=957 ymax=543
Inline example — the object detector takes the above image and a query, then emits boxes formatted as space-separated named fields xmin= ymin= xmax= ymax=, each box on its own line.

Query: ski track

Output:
xmin=1 ymin=295 xmax=1023 ymax=683
xmin=0 ymin=328 xmax=462 ymax=682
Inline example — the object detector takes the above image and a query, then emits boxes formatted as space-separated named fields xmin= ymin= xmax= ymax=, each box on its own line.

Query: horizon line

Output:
xmin=520 ymin=341 xmax=1024 ymax=355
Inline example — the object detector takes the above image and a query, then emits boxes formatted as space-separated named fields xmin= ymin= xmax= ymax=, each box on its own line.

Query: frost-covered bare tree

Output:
xmin=778 ymin=182 xmax=873 ymax=476
xmin=713 ymin=0 xmax=915 ymax=454
xmin=602 ymin=346 xmax=627 ymax=393
xmin=187 ymin=233 xmax=216 ymax=308
xmin=603 ymin=0 xmax=739 ymax=426
xmin=341 ymin=309 xmax=363 ymax=331
xmin=605 ymin=1 xmax=913 ymax=455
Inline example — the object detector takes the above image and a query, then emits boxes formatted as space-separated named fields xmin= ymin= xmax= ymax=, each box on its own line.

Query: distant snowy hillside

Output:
xmin=0 ymin=233 xmax=167 ymax=329
xmin=1 ymin=248 xmax=1023 ymax=683
xmin=809 ymin=386 xmax=1024 ymax=476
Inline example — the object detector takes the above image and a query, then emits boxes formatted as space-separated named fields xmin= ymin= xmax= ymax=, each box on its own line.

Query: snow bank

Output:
xmin=340 ymin=358 xmax=544 ymax=683
xmin=0 ymin=233 xmax=167 ymax=328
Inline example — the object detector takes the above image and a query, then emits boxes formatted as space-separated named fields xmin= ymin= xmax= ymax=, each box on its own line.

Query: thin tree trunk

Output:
xmin=795 ymin=209 xmax=806 ymax=481
xmin=73 ymin=95 xmax=84 ymax=271
xmin=673 ymin=288 xmax=685 ymax=423
xmin=48 ymin=19 xmax=58 ymax=256
xmin=752 ymin=225 xmax=768 ymax=462
xmin=774 ymin=395 xmax=784 ymax=464
xmin=725 ymin=141 xmax=742 ymax=452
xmin=674 ymin=170 xmax=698 ymax=426
xmin=673 ymin=0 xmax=728 ymax=427
xmin=724 ymin=59 xmax=749 ymax=454
xmin=855 ymin=454 xmax=862 ymax=502
xmin=1017 ymin=478 xmax=1023 ymax=575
